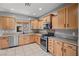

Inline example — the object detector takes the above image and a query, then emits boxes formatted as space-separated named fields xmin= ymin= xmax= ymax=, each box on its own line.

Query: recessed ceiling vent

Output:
xmin=25 ymin=3 xmax=31 ymax=7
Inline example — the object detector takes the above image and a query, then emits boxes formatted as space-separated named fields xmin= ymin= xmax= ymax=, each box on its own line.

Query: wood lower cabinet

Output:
xmin=24 ymin=36 xmax=30 ymax=44
xmin=19 ymin=35 xmax=35 ymax=45
xmin=0 ymin=37 xmax=9 ymax=49
xmin=48 ymin=37 xmax=77 ymax=56
xmin=63 ymin=43 xmax=77 ymax=56
xmin=48 ymin=39 xmax=54 ymax=54
xmin=29 ymin=35 xmax=35 ymax=43
xmin=34 ymin=35 xmax=40 ymax=45
xmin=53 ymin=40 xmax=63 ymax=56
xmin=19 ymin=35 xmax=25 ymax=45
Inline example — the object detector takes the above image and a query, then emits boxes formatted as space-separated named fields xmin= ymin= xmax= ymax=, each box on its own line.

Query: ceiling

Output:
xmin=0 ymin=3 xmax=63 ymax=18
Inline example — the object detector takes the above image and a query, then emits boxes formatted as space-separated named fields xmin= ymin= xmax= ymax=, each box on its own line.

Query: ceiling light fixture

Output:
xmin=39 ymin=8 xmax=42 ymax=11
xmin=10 ymin=8 xmax=14 ymax=10
xmin=33 ymin=13 xmax=36 ymax=15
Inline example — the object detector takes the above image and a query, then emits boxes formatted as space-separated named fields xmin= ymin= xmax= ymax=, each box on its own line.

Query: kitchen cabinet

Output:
xmin=0 ymin=16 xmax=15 ymax=29
xmin=0 ymin=37 xmax=9 ymax=49
xmin=67 ymin=4 xmax=78 ymax=29
xmin=19 ymin=35 xmax=25 ymax=45
xmin=31 ymin=19 xmax=39 ymax=29
xmin=52 ymin=15 xmax=58 ymax=29
xmin=48 ymin=37 xmax=77 ymax=56
xmin=53 ymin=40 xmax=63 ymax=56
xmin=38 ymin=20 xmax=43 ymax=29
xmin=39 ymin=14 xmax=53 ymax=29
xmin=24 ymin=36 xmax=30 ymax=44
xmin=58 ymin=7 xmax=66 ymax=29
xmin=58 ymin=4 xmax=78 ymax=29
xmin=29 ymin=35 xmax=35 ymax=43
xmin=48 ymin=39 xmax=54 ymax=55
xmin=19 ymin=35 xmax=35 ymax=45
xmin=34 ymin=35 xmax=40 ymax=44
xmin=63 ymin=43 xmax=77 ymax=56
xmin=36 ymin=35 xmax=40 ymax=44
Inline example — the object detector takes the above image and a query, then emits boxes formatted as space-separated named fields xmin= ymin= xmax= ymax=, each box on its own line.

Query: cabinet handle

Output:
xmin=57 ymin=42 xmax=60 ymax=44
xmin=61 ymin=48 xmax=63 ymax=51
xmin=64 ymin=49 xmax=66 ymax=52
xmin=68 ymin=46 xmax=72 ymax=48
xmin=64 ymin=24 xmax=66 ymax=27
xmin=67 ymin=24 xmax=69 ymax=27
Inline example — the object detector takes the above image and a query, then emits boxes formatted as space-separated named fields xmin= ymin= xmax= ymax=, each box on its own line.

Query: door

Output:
xmin=53 ymin=40 xmax=63 ymax=56
xmin=58 ymin=7 xmax=66 ymax=29
xmin=52 ymin=15 xmax=58 ymax=29
xmin=1 ymin=37 xmax=9 ymax=49
xmin=48 ymin=39 xmax=54 ymax=54
xmin=63 ymin=43 xmax=77 ymax=56
xmin=67 ymin=4 xmax=78 ymax=29
xmin=19 ymin=35 xmax=25 ymax=45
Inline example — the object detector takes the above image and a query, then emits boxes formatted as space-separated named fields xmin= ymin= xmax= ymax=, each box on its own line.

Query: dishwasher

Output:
xmin=8 ymin=35 xmax=18 ymax=47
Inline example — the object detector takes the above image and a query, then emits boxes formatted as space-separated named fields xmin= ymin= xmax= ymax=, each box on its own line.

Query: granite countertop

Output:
xmin=48 ymin=36 xmax=78 ymax=46
xmin=19 ymin=33 xmax=42 ymax=36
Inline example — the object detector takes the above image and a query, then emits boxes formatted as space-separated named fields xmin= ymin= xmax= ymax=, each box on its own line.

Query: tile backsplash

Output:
xmin=55 ymin=29 xmax=78 ymax=41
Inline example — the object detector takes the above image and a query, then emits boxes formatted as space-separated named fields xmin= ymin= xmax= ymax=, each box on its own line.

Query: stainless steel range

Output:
xmin=40 ymin=33 xmax=54 ymax=52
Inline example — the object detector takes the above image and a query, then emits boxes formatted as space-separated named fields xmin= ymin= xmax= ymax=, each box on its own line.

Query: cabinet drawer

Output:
xmin=64 ymin=43 xmax=76 ymax=50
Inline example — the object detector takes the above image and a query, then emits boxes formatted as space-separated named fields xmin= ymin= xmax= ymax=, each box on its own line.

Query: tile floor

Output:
xmin=0 ymin=43 xmax=52 ymax=56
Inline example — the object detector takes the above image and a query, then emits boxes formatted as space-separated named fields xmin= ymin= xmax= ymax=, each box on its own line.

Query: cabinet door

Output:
xmin=24 ymin=36 xmax=30 ymax=44
xmin=53 ymin=40 xmax=63 ymax=56
xmin=0 ymin=39 xmax=2 ymax=49
xmin=19 ymin=35 xmax=25 ymax=45
xmin=52 ymin=15 xmax=58 ymax=29
xmin=29 ymin=35 xmax=35 ymax=43
xmin=34 ymin=35 xmax=38 ymax=43
xmin=48 ymin=39 xmax=54 ymax=54
xmin=37 ymin=36 xmax=40 ymax=44
xmin=31 ymin=20 xmax=38 ymax=29
xmin=38 ymin=20 xmax=43 ymax=29
xmin=67 ymin=4 xmax=78 ymax=29
xmin=1 ymin=37 xmax=9 ymax=49
xmin=58 ymin=8 xmax=66 ymax=29
xmin=63 ymin=43 xmax=77 ymax=56
xmin=0 ymin=16 xmax=15 ymax=29
xmin=0 ymin=17 xmax=3 ymax=29
xmin=8 ymin=17 xmax=15 ymax=29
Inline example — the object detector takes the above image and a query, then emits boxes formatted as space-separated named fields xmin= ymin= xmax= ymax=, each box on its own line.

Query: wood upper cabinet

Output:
xmin=58 ymin=3 xmax=78 ymax=29
xmin=63 ymin=43 xmax=77 ymax=56
xmin=38 ymin=20 xmax=43 ymax=29
xmin=0 ymin=16 xmax=15 ymax=29
xmin=53 ymin=40 xmax=63 ymax=56
xmin=58 ymin=7 xmax=66 ymax=29
xmin=31 ymin=19 xmax=39 ymax=29
xmin=52 ymin=15 xmax=58 ymax=29
xmin=67 ymin=4 xmax=78 ymax=29
xmin=39 ymin=14 xmax=53 ymax=29
xmin=0 ymin=37 xmax=9 ymax=49
xmin=48 ymin=39 xmax=54 ymax=54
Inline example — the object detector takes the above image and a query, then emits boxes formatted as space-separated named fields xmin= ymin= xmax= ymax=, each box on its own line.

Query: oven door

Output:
xmin=40 ymin=36 xmax=48 ymax=52
xmin=41 ymin=39 xmax=47 ymax=47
